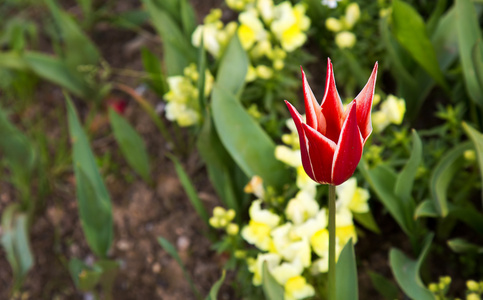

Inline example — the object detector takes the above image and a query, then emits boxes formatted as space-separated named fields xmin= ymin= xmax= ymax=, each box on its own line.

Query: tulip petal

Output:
xmin=301 ymin=68 xmax=326 ymax=134
xmin=320 ymin=58 xmax=344 ymax=143
xmin=285 ymin=100 xmax=317 ymax=182
xmin=332 ymin=101 xmax=363 ymax=185
xmin=355 ymin=62 xmax=378 ymax=143
xmin=302 ymin=123 xmax=337 ymax=184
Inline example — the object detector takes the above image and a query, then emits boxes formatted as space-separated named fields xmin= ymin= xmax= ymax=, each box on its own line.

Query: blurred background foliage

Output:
xmin=1 ymin=0 xmax=483 ymax=299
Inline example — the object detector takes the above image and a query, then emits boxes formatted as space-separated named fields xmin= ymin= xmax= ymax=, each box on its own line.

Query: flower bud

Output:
xmin=335 ymin=31 xmax=356 ymax=49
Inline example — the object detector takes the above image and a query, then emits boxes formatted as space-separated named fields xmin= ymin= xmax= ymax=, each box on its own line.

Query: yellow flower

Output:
xmin=292 ymin=208 xmax=327 ymax=240
xmin=467 ymin=293 xmax=481 ymax=300
xmin=256 ymin=65 xmax=274 ymax=79
xmin=336 ymin=177 xmax=370 ymax=214
xmin=335 ymin=31 xmax=356 ymax=49
xmin=467 ymin=280 xmax=480 ymax=292
xmin=246 ymin=64 xmax=258 ymax=82
xmin=251 ymin=39 xmax=273 ymax=58
xmin=241 ymin=200 xmax=280 ymax=250
xmin=310 ymin=228 xmax=329 ymax=257
xmin=248 ymin=252 xmax=281 ymax=285
xmin=238 ymin=9 xmax=267 ymax=50
xmin=271 ymin=2 xmax=310 ymax=52
xmin=344 ymin=3 xmax=360 ymax=29
xmin=284 ymin=276 xmax=315 ymax=300
xmin=326 ymin=17 xmax=342 ymax=32
xmin=165 ymin=102 xmax=200 ymax=127
xmin=373 ymin=94 xmax=406 ymax=132
xmin=336 ymin=208 xmax=357 ymax=246
xmin=271 ymin=258 xmax=304 ymax=285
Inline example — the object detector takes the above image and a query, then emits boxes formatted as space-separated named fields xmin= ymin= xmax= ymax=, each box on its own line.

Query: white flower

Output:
xmin=248 ymin=253 xmax=282 ymax=285
xmin=321 ymin=0 xmax=341 ymax=9
xmin=275 ymin=145 xmax=301 ymax=168
xmin=285 ymin=190 xmax=319 ymax=225
xmin=271 ymin=258 xmax=304 ymax=285
xmin=271 ymin=2 xmax=310 ymax=52
xmin=238 ymin=9 xmax=267 ymax=49
xmin=344 ymin=3 xmax=361 ymax=29
xmin=257 ymin=0 xmax=274 ymax=24
xmin=192 ymin=23 xmax=222 ymax=57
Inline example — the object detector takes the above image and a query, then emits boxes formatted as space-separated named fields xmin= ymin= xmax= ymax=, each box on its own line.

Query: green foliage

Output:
xmin=1 ymin=204 xmax=34 ymax=292
xmin=390 ymin=234 xmax=435 ymax=300
xmin=157 ymin=236 xmax=202 ymax=300
xmin=336 ymin=239 xmax=358 ymax=300
xmin=67 ymin=96 xmax=113 ymax=258
xmin=391 ymin=0 xmax=447 ymax=90
xmin=109 ymin=108 xmax=151 ymax=182
xmin=262 ymin=262 xmax=285 ymax=300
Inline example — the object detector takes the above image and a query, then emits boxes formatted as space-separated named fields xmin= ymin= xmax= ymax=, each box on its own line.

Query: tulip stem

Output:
xmin=328 ymin=184 xmax=336 ymax=300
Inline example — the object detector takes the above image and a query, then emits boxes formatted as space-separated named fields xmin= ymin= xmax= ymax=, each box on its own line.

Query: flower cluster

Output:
xmin=429 ymin=276 xmax=483 ymax=300
xmin=325 ymin=3 xmax=360 ymax=49
xmin=372 ymin=94 xmax=406 ymax=132
xmin=209 ymin=206 xmax=239 ymax=236
xmin=163 ymin=64 xmax=214 ymax=127
xmin=192 ymin=0 xmax=310 ymax=82
xmin=239 ymin=175 xmax=369 ymax=300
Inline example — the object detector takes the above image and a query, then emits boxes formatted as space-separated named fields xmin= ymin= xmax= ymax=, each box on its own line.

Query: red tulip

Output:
xmin=285 ymin=58 xmax=378 ymax=185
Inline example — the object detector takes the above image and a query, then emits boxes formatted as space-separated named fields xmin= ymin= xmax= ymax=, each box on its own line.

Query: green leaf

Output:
xmin=447 ymin=238 xmax=483 ymax=254
xmin=262 ymin=261 xmax=285 ymax=300
xmin=96 ymin=259 xmax=120 ymax=298
xmin=0 ymin=108 xmax=36 ymax=203
xmin=45 ymin=0 xmax=100 ymax=67
xmin=395 ymin=130 xmax=422 ymax=204
xmin=0 ymin=51 xmax=29 ymax=70
xmin=142 ymin=0 xmax=196 ymax=75
xmin=109 ymin=109 xmax=151 ymax=182
xmin=368 ymin=271 xmax=399 ymax=300
xmin=336 ymin=239 xmax=358 ymax=300
xmin=211 ymin=85 xmax=289 ymax=190
xmin=1 ymin=205 xmax=34 ymax=292
xmin=456 ymin=0 xmax=483 ymax=106
xmin=431 ymin=4 xmax=459 ymax=70
xmin=197 ymin=36 xmax=207 ymax=115
xmin=180 ymin=0 xmax=196 ymax=39
xmin=389 ymin=233 xmax=435 ymax=300
xmin=158 ymin=236 xmax=201 ymax=299
xmin=216 ymin=35 xmax=248 ymax=96
xmin=141 ymin=47 xmax=167 ymax=97
xmin=68 ymin=258 xmax=102 ymax=291
xmin=167 ymin=153 xmax=209 ymax=225
xmin=24 ymin=52 xmax=90 ymax=98
xmin=196 ymin=113 xmax=241 ymax=212
xmin=392 ymin=0 xmax=448 ymax=89
xmin=430 ymin=141 xmax=471 ymax=217
xmin=360 ymin=163 xmax=412 ymax=235
xmin=463 ymin=122 xmax=483 ymax=201
xmin=352 ymin=211 xmax=380 ymax=234
xmin=448 ymin=204 xmax=483 ymax=236
xmin=205 ymin=271 xmax=226 ymax=300
xmin=67 ymin=96 xmax=113 ymax=257
xmin=414 ymin=200 xmax=439 ymax=219
xmin=473 ymin=39 xmax=483 ymax=92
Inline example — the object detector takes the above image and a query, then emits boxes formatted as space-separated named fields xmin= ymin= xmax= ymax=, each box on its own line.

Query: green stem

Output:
xmin=328 ymin=184 xmax=336 ymax=300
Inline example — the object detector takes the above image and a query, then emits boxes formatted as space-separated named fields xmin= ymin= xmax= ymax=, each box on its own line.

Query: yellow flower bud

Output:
xmin=428 ymin=283 xmax=438 ymax=292
xmin=213 ymin=206 xmax=226 ymax=218
xmin=467 ymin=280 xmax=480 ymax=292
xmin=467 ymin=293 xmax=481 ymax=300
xmin=335 ymin=31 xmax=356 ymax=49
xmin=256 ymin=65 xmax=274 ymax=79
xmin=226 ymin=223 xmax=239 ymax=235
xmin=226 ymin=209 xmax=236 ymax=221
xmin=345 ymin=3 xmax=360 ymax=29
xmin=209 ymin=217 xmax=221 ymax=228
xmin=326 ymin=18 xmax=342 ymax=32
xmin=464 ymin=150 xmax=476 ymax=162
